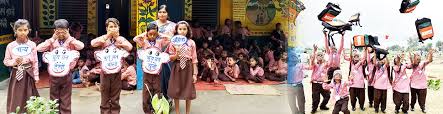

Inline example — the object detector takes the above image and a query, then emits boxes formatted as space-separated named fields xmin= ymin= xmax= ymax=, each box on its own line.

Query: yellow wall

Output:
xmin=219 ymin=0 xmax=233 ymax=26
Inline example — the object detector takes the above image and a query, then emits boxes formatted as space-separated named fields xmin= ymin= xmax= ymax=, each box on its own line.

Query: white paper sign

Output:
xmin=43 ymin=47 xmax=80 ymax=77
xmin=170 ymin=35 xmax=188 ymax=47
xmin=95 ymin=45 xmax=129 ymax=74
xmin=138 ymin=47 xmax=170 ymax=74
xmin=12 ymin=44 xmax=32 ymax=56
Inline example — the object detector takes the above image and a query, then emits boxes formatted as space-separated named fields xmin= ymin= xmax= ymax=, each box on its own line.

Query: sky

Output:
xmin=295 ymin=0 xmax=442 ymax=49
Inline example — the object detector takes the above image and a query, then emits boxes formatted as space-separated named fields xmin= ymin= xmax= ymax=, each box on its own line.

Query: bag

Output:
xmin=318 ymin=2 xmax=341 ymax=22
xmin=353 ymin=35 xmax=368 ymax=47
xmin=415 ymin=18 xmax=433 ymax=42
xmin=400 ymin=0 xmax=420 ymax=13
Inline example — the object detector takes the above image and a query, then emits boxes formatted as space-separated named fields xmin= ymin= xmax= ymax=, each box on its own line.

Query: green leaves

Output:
xmin=25 ymin=96 xmax=59 ymax=114
xmin=151 ymin=94 xmax=169 ymax=114
xmin=428 ymin=79 xmax=441 ymax=90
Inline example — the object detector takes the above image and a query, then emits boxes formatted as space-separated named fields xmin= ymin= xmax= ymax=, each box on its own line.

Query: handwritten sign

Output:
xmin=170 ymin=35 xmax=188 ymax=47
xmin=43 ymin=47 xmax=80 ymax=77
xmin=0 ymin=0 xmax=18 ymax=36
xmin=95 ymin=45 xmax=129 ymax=74
xmin=11 ymin=44 xmax=32 ymax=56
xmin=138 ymin=47 xmax=170 ymax=74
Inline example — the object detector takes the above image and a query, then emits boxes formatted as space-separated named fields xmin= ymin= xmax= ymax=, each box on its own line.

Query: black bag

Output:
xmin=400 ymin=0 xmax=420 ymax=13
xmin=318 ymin=2 xmax=341 ymax=22
xmin=415 ymin=18 xmax=433 ymax=42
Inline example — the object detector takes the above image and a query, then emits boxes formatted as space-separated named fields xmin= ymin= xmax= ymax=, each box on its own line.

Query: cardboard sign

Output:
xmin=170 ymin=35 xmax=188 ymax=47
xmin=138 ymin=47 xmax=170 ymax=74
xmin=43 ymin=47 xmax=79 ymax=77
xmin=12 ymin=44 xmax=32 ymax=56
xmin=95 ymin=45 xmax=129 ymax=74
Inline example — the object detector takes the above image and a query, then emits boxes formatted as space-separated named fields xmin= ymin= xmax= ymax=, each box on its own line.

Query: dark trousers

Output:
xmin=288 ymin=84 xmax=305 ymax=114
xmin=121 ymin=80 xmax=136 ymax=90
xmin=50 ymin=74 xmax=72 ymax=114
xmin=368 ymin=86 xmax=375 ymax=106
xmin=142 ymin=73 xmax=162 ymax=114
xmin=332 ymin=97 xmax=350 ymax=114
xmin=100 ymin=73 xmax=122 ymax=114
xmin=374 ymin=89 xmax=387 ymax=111
xmin=245 ymin=74 xmax=265 ymax=83
xmin=265 ymin=72 xmax=286 ymax=81
xmin=160 ymin=63 xmax=171 ymax=100
xmin=410 ymin=88 xmax=427 ymax=110
xmin=201 ymin=67 xmax=218 ymax=82
xmin=311 ymin=83 xmax=330 ymax=110
xmin=393 ymin=90 xmax=409 ymax=113
xmin=349 ymin=87 xmax=365 ymax=108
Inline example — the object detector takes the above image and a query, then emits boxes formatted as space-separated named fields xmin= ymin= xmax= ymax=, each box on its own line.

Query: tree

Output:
xmin=426 ymin=43 xmax=433 ymax=50
xmin=436 ymin=41 xmax=443 ymax=51
xmin=388 ymin=45 xmax=402 ymax=51
xmin=406 ymin=36 xmax=420 ymax=51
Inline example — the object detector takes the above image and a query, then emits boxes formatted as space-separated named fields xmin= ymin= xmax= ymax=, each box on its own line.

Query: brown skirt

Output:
xmin=167 ymin=61 xmax=196 ymax=100
xmin=7 ymin=69 xmax=40 ymax=113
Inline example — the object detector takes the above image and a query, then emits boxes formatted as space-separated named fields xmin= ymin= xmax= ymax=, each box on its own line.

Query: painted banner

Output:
xmin=0 ymin=0 xmax=19 ymax=44
xmin=136 ymin=0 xmax=158 ymax=35
xmin=88 ymin=0 xmax=98 ymax=35
xmin=137 ymin=47 xmax=170 ymax=74
xmin=43 ymin=47 xmax=80 ymax=77
xmin=40 ymin=0 xmax=57 ymax=28
xmin=95 ymin=45 xmax=129 ymax=74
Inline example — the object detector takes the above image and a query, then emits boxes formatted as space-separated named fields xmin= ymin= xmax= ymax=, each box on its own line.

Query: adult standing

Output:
xmin=151 ymin=5 xmax=176 ymax=103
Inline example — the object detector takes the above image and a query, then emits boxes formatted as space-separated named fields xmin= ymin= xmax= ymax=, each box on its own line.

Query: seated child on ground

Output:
xmin=121 ymin=55 xmax=137 ymax=90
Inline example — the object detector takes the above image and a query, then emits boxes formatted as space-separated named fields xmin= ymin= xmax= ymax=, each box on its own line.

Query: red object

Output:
xmin=385 ymin=35 xmax=389 ymax=39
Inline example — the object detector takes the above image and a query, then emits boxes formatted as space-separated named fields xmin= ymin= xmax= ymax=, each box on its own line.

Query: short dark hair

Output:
xmin=146 ymin=23 xmax=158 ymax=32
xmin=54 ymin=19 xmax=69 ymax=29
xmin=125 ymin=55 xmax=135 ymax=65
xmin=105 ymin=18 xmax=120 ymax=27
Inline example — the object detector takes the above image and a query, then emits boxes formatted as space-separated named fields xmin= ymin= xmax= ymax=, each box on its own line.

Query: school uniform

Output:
xmin=4 ymin=40 xmax=40 ymax=113
xmin=246 ymin=66 xmax=265 ymax=83
xmin=37 ymin=36 xmax=84 ymax=114
xmin=326 ymin=52 xmax=342 ymax=83
xmin=265 ymin=60 xmax=287 ymax=81
xmin=366 ymin=54 xmax=375 ymax=107
xmin=237 ymin=60 xmax=250 ymax=79
xmin=349 ymin=59 xmax=366 ymax=109
xmin=409 ymin=62 xmax=429 ymax=111
xmin=218 ymin=64 xmax=240 ymax=81
xmin=91 ymin=35 xmax=132 ymax=114
xmin=322 ymin=80 xmax=352 ymax=114
xmin=134 ymin=37 xmax=168 ymax=113
xmin=393 ymin=64 xmax=410 ymax=113
xmin=167 ymin=39 xmax=197 ymax=100
xmin=201 ymin=61 xmax=219 ymax=82
xmin=373 ymin=65 xmax=391 ymax=112
xmin=310 ymin=63 xmax=331 ymax=111
xmin=121 ymin=65 xmax=136 ymax=90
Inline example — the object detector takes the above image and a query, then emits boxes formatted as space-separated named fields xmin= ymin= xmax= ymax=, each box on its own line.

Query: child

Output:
xmin=218 ymin=55 xmax=239 ymax=82
xmin=197 ymin=41 xmax=215 ymax=58
xmin=217 ymin=51 xmax=228 ymax=73
xmin=392 ymin=54 xmax=410 ymax=114
xmin=167 ymin=21 xmax=198 ymax=114
xmin=91 ymin=18 xmax=133 ymax=114
xmin=237 ymin=53 xmax=250 ymax=80
xmin=263 ymin=46 xmax=275 ymax=71
xmin=324 ymin=31 xmax=345 ymax=83
xmin=37 ymin=19 xmax=85 ymax=114
xmin=309 ymin=45 xmax=331 ymax=113
xmin=121 ymin=55 xmax=136 ymax=90
xmin=232 ymin=41 xmax=249 ymax=56
xmin=4 ymin=19 xmax=40 ymax=113
xmin=344 ymin=48 xmax=367 ymax=111
xmin=245 ymin=57 xmax=265 ymax=83
xmin=200 ymin=55 xmax=220 ymax=83
xmin=408 ymin=49 xmax=434 ymax=113
xmin=72 ymin=57 xmax=86 ymax=84
xmin=133 ymin=23 xmax=165 ymax=114
xmin=372 ymin=55 xmax=391 ymax=113
xmin=266 ymin=52 xmax=288 ymax=82
xmin=322 ymin=70 xmax=353 ymax=114
xmin=366 ymin=48 xmax=376 ymax=108
xmin=248 ymin=41 xmax=262 ymax=58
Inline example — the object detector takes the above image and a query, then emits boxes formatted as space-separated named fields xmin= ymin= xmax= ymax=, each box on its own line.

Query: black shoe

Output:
xmin=352 ymin=107 xmax=356 ymax=111
xmin=395 ymin=110 xmax=399 ymax=114
xmin=320 ymin=106 xmax=329 ymax=110
xmin=375 ymin=109 xmax=379 ymax=113
xmin=381 ymin=110 xmax=386 ymax=113
xmin=369 ymin=104 xmax=373 ymax=108
xmin=361 ymin=107 xmax=365 ymax=111
xmin=310 ymin=110 xmax=317 ymax=113
xmin=422 ymin=109 xmax=426 ymax=113
xmin=410 ymin=107 xmax=414 ymax=111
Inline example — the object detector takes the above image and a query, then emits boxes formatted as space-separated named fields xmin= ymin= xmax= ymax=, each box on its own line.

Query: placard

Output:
xmin=12 ymin=44 xmax=32 ymax=56
xmin=95 ymin=45 xmax=129 ymax=74
xmin=43 ymin=47 xmax=80 ymax=77
xmin=137 ymin=47 xmax=170 ymax=74
xmin=170 ymin=35 xmax=188 ymax=47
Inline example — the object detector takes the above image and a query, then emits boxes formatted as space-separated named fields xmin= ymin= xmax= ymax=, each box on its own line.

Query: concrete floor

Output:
xmin=0 ymin=83 xmax=291 ymax=114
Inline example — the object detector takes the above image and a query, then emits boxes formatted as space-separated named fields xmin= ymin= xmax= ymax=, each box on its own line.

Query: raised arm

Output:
xmin=91 ymin=35 xmax=107 ymax=48
xmin=36 ymin=38 xmax=55 ymax=52
xmin=424 ymin=49 xmax=434 ymax=66
xmin=324 ymin=31 xmax=330 ymax=54
xmin=116 ymin=37 xmax=133 ymax=51
xmin=338 ymin=34 xmax=345 ymax=54
xmin=68 ymin=37 xmax=85 ymax=50
xmin=133 ymin=32 xmax=146 ymax=48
